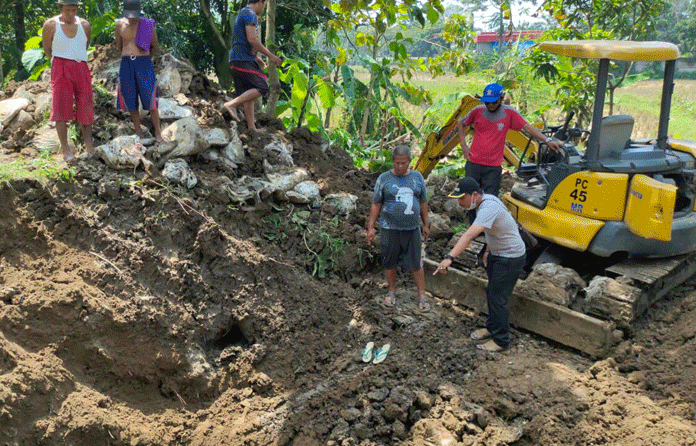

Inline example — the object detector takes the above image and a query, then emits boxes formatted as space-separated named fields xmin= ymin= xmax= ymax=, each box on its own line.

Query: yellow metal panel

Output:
xmin=504 ymin=130 xmax=538 ymax=168
xmin=539 ymin=40 xmax=679 ymax=61
xmin=668 ymin=138 xmax=696 ymax=159
xmin=503 ymin=194 xmax=604 ymax=251
xmin=546 ymin=172 xmax=628 ymax=221
xmin=625 ymin=174 xmax=676 ymax=242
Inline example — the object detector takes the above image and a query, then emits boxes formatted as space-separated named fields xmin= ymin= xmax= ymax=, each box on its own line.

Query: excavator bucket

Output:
xmin=414 ymin=95 xmax=538 ymax=178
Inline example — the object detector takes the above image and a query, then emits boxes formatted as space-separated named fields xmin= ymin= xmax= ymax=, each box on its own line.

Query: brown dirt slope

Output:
xmin=1 ymin=44 xmax=696 ymax=445
xmin=1 ymin=144 xmax=696 ymax=445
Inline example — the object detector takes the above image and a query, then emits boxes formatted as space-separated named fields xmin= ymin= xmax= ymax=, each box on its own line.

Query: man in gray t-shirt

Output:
xmin=367 ymin=145 xmax=431 ymax=312
xmin=434 ymin=177 xmax=525 ymax=352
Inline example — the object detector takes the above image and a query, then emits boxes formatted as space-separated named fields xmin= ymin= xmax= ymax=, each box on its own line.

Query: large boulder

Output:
xmin=157 ymin=64 xmax=182 ymax=98
xmin=286 ymin=180 xmax=321 ymax=206
xmin=324 ymin=193 xmax=359 ymax=214
xmin=157 ymin=117 xmax=210 ymax=160
xmin=94 ymin=135 xmax=153 ymax=171
xmin=158 ymin=54 xmax=195 ymax=95
xmin=0 ymin=98 xmax=31 ymax=127
xmin=162 ymin=158 xmax=198 ymax=188
xmin=220 ymin=129 xmax=245 ymax=169
xmin=266 ymin=168 xmax=310 ymax=201
xmin=203 ymin=128 xmax=229 ymax=147
xmin=517 ymin=263 xmax=586 ymax=307
xmin=4 ymin=110 xmax=35 ymax=135
xmin=262 ymin=134 xmax=294 ymax=167
xmin=158 ymin=97 xmax=193 ymax=120
xmin=32 ymin=122 xmax=61 ymax=153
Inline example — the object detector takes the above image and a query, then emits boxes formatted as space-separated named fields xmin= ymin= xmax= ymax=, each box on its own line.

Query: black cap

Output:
xmin=123 ymin=0 xmax=141 ymax=18
xmin=448 ymin=177 xmax=482 ymax=198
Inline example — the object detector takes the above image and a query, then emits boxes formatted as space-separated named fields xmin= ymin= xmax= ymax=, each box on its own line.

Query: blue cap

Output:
xmin=481 ymin=83 xmax=504 ymax=103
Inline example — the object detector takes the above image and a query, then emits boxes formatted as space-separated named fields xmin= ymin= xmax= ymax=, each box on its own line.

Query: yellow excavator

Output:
xmin=417 ymin=40 xmax=696 ymax=336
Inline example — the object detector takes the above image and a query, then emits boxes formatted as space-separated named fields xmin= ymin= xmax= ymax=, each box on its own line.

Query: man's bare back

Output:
xmin=115 ymin=18 xmax=151 ymax=57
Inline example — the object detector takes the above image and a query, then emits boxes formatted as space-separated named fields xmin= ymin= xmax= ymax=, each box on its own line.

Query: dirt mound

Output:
xmin=1 ymin=46 xmax=696 ymax=446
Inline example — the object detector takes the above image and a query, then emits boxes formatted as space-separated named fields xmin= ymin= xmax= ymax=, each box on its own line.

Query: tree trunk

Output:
xmin=359 ymin=29 xmax=381 ymax=145
xmin=264 ymin=0 xmax=280 ymax=116
xmin=323 ymin=65 xmax=340 ymax=128
xmin=199 ymin=0 xmax=232 ymax=89
xmin=14 ymin=0 xmax=25 ymax=57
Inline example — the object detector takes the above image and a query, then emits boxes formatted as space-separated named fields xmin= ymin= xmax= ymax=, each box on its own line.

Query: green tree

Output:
xmin=532 ymin=0 xmax=668 ymax=123
xmin=673 ymin=1 xmax=696 ymax=56
xmin=326 ymin=0 xmax=476 ymax=149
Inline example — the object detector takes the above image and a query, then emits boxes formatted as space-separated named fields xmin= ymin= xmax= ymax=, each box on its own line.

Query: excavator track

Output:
xmin=595 ymin=252 xmax=696 ymax=326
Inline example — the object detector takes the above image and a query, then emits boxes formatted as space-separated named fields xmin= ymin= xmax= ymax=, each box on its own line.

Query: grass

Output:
xmin=613 ymin=80 xmax=696 ymax=139
xmin=0 ymin=149 xmax=75 ymax=182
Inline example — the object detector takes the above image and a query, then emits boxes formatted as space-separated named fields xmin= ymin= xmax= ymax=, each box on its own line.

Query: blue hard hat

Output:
xmin=481 ymin=83 xmax=504 ymax=103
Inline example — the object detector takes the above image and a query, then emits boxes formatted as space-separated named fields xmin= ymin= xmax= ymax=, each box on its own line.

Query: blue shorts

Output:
xmin=117 ymin=56 xmax=158 ymax=111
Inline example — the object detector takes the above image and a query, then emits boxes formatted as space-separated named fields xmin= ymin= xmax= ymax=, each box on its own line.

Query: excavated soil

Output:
xmin=1 ymin=142 xmax=696 ymax=445
xmin=2 ymin=46 xmax=696 ymax=446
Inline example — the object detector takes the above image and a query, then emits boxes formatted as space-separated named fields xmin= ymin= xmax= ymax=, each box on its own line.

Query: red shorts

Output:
xmin=50 ymin=57 xmax=95 ymax=125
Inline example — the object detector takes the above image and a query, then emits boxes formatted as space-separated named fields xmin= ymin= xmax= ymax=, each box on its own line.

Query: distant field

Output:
xmin=613 ymin=80 xmax=696 ymax=139
xmin=329 ymin=70 xmax=696 ymax=144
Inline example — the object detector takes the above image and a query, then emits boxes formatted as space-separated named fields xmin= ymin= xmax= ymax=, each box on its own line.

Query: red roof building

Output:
xmin=475 ymin=30 xmax=544 ymax=53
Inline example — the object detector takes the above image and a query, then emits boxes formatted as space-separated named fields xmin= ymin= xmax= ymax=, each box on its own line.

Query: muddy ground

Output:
xmin=1 ymin=137 xmax=696 ymax=445
xmin=2 ymin=48 xmax=696 ymax=445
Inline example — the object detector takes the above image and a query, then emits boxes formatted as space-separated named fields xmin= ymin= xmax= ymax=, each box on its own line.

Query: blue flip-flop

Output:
xmin=361 ymin=342 xmax=374 ymax=363
xmin=372 ymin=344 xmax=391 ymax=364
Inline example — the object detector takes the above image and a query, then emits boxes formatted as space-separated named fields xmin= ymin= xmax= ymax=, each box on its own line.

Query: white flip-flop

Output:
xmin=372 ymin=344 xmax=391 ymax=364
xmin=361 ymin=342 xmax=374 ymax=363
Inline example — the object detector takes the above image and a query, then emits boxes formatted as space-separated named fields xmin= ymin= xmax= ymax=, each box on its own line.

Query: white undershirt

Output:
xmin=51 ymin=16 xmax=88 ymax=62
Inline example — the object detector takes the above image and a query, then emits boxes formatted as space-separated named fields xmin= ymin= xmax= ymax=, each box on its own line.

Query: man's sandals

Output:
xmin=469 ymin=328 xmax=492 ymax=341
xmin=384 ymin=292 xmax=396 ymax=307
xmin=476 ymin=339 xmax=506 ymax=352
xmin=419 ymin=297 xmax=430 ymax=312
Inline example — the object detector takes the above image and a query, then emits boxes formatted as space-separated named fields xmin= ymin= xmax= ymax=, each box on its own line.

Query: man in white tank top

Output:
xmin=41 ymin=0 xmax=94 ymax=161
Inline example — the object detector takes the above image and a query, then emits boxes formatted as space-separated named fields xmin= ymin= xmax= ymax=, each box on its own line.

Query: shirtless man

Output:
xmin=42 ymin=0 xmax=94 ymax=161
xmin=115 ymin=0 xmax=165 ymax=142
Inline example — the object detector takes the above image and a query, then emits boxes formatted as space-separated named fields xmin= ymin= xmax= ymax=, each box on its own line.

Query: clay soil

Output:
xmin=1 ymin=138 xmax=696 ymax=445
xmin=2 ymin=50 xmax=696 ymax=445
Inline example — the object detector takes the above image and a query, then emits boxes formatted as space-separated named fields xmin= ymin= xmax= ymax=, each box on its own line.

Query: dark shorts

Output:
xmin=230 ymin=60 xmax=269 ymax=97
xmin=117 ymin=56 xmax=158 ymax=111
xmin=380 ymin=228 xmax=423 ymax=272
xmin=465 ymin=161 xmax=502 ymax=197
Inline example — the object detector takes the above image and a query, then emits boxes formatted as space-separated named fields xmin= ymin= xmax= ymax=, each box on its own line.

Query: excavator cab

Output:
xmin=503 ymin=40 xmax=696 ymax=263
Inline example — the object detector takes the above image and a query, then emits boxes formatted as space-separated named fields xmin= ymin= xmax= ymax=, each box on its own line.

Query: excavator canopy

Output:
xmin=539 ymin=40 xmax=679 ymax=62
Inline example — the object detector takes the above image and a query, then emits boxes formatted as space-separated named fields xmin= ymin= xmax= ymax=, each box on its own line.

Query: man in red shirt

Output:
xmin=456 ymin=83 xmax=562 ymax=198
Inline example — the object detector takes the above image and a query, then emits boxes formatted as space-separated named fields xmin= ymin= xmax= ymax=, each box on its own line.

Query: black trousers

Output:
xmin=485 ymin=253 xmax=525 ymax=349
xmin=465 ymin=161 xmax=502 ymax=223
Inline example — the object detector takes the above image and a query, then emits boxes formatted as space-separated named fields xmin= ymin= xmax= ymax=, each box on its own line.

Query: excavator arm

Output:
xmin=414 ymin=95 xmax=540 ymax=179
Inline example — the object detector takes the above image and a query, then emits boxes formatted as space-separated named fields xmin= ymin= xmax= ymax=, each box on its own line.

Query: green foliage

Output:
xmin=326 ymin=0 xmax=450 ymax=149
xmin=262 ymin=208 xmax=347 ymax=278
xmin=0 ymin=149 xmax=75 ymax=182
xmin=277 ymin=54 xmax=340 ymax=134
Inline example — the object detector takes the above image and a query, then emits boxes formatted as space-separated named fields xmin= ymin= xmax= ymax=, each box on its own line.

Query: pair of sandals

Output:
xmin=384 ymin=292 xmax=430 ymax=312
xmin=361 ymin=342 xmax=390 ymax=364
xmin=470 ymin=328 xmax=506 ymax=352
